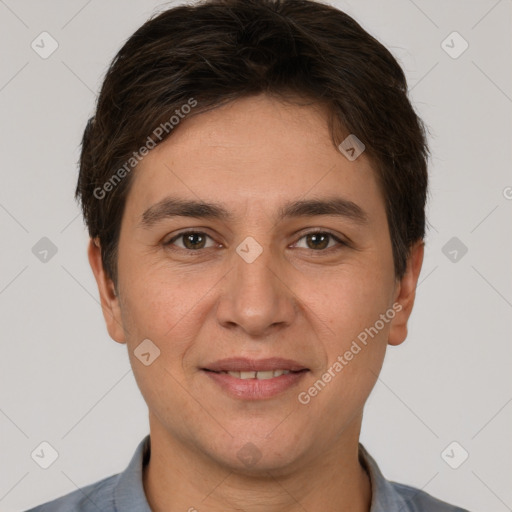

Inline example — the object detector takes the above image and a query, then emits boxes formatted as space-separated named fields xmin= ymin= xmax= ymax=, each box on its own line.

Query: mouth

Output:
xmin=203 ymin=368 xmax=308 ymax=379
xmin=201 ymin=358 xmax=309 ymax=400
xmin=202 ymin=357 xmax=309 ymax=373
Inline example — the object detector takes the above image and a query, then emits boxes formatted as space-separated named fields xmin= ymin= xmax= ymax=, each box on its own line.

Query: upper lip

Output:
xmin=203 ymin=357 xmax=309 ymax=372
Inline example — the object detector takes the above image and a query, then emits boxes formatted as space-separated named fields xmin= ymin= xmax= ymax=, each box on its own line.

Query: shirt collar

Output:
xmin=113 ymin=435 xmax=406 ymax=511
xmin=358 ymin=443 xmax=410 ymax=511
xmin=114 ymin=435 xmax=152 ymax=511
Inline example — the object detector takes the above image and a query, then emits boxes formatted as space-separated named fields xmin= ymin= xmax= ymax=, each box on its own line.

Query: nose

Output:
xmin=215 ymin=241 xmax=297 ymax=338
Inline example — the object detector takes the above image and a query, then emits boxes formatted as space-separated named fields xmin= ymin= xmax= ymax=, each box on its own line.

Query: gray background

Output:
xmin=1 ymin=0 xmax=511 ymax=510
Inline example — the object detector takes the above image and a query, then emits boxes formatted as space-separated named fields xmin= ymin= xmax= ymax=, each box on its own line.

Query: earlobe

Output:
xmin=387 ymin=240 xmax=424 ymax=346
xmin=87 ymin=238 xmax=126 ymax=344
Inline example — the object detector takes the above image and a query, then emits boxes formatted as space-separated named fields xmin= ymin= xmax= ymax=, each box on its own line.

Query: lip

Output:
xmin=202 ymin=357 xmax=308 ymax=373
xmin=202 ymin=368 xmax=308 ymax=400
xmin=201 ymin=358 xmax=309 ymax=400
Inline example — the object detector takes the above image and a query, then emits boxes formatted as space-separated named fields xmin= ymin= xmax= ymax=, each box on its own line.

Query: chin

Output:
xmin=205 ymin=430 xmax=309 ymax=475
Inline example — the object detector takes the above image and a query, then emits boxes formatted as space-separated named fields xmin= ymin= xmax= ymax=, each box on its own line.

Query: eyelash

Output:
xmin=163 ymin=230 xmax=348 ymax=253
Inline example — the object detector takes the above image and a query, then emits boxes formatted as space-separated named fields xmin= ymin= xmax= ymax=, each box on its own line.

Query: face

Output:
xmin=90 ymin=94 xmax=423 ymax=474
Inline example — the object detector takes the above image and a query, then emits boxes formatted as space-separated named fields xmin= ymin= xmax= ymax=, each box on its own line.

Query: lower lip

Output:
xmin=202 ymin=370 xmax=308 ymax=400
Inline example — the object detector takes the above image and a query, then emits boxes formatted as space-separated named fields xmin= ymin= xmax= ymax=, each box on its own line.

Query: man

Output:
xmin=27 ymin=0 xmax=471 ymax=510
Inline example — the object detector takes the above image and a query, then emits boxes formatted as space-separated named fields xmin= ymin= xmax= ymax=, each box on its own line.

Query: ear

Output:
xmin=87 ymin=238 xmax=126 ymax=344
xmin=388 ymin=240 xmax=424 ymax=346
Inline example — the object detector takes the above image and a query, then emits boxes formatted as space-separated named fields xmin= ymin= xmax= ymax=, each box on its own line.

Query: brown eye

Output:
xmin=295 ymin=231 xmax=346 ymax=251
xmin=166 ymin=231 xmax=214 ymax=250
xmin=306 ymin=232 xmax=329 ymax=250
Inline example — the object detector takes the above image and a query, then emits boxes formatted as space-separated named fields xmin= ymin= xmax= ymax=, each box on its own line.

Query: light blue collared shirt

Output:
xmin=26 ymin=435 xmax=470 ymax=511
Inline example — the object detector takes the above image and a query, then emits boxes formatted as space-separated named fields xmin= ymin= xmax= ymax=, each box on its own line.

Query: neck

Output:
xmin=143 ymin=416 xmax=371 ymax=512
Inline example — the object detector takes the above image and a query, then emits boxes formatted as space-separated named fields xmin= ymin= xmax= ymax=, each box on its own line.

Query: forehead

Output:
xmin=125 ymin=94 xmax=384 ymax=222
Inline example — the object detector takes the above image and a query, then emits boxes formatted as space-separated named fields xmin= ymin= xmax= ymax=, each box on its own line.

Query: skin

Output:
xmin=89 ymin=93 xmax=424 ymax=512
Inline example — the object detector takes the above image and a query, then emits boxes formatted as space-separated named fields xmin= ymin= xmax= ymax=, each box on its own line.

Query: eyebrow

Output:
xmin=139 ymin=196 xmax=368 ymax=228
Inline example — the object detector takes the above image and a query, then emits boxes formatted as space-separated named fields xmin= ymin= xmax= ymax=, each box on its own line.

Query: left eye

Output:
xmin=294 ymin=231 xmax=344 ymax=251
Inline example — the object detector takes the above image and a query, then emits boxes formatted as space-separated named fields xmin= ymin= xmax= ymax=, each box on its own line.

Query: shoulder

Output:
xmin=25 ymin=435 xmax=151 ymax=512
xmin=358 ymin=443 xmax=471 ymax=512
xmin=24 ymin=473 xmax=119 ymax=512
xmin=390 ymin=480 xmax=471 ymax=512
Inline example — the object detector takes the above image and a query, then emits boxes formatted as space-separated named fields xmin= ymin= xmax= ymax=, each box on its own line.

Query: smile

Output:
xmin=202 ymin=367 xmax=309 ymax=400
xmin=212 ymin=369 xmax=292 ymax=379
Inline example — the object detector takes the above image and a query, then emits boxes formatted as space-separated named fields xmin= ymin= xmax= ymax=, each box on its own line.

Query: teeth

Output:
xmin=255 ymin=370 xmax=274 ymax=380
xmin=225 ymin=370 xmax=291 ymax=379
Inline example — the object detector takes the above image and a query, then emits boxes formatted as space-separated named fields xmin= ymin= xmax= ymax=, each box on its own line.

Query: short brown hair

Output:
xmin=76 ymin=0 xmax=429 ymax=284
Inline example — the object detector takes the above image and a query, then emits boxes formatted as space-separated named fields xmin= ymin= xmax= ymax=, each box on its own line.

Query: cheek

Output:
xmin=299 ymin=283 xmax=391 ymax=433
xmin=116 ymin=256 xmax=209 ymax=352
xmin=295 ymin=263 xmax=393 ymax=402
xmin=301 ymin=263 xmax=395 ymax=341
